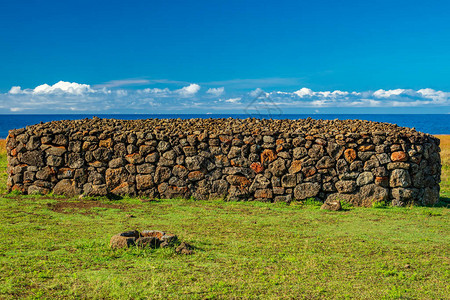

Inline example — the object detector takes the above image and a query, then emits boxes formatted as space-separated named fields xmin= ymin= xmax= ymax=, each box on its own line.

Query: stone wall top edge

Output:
xmin=6 ymin=117 xmax=438 ymax=142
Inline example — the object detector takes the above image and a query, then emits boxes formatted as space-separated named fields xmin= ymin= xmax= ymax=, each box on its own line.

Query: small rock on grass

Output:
xmin=320 ymin=199 xmax=342 ymax=211
xmin=136 ymin=236 xmax=160 ymax=248
xmin=110 ymin=229 xmax=180 ymax=250
xmin=120 ymin=230 xmax=140 ymax=238
xmin=176 ymin=242 xmax=194 ymax=255
xmin=110 ymin=235 xmax=137 ymax=249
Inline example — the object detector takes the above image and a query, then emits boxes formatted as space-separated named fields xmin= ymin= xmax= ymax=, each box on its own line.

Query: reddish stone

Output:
xmin=81 ymin=142 xmax=91 ymax=151
xmin=276 ymin=139 xmax=284 ymax=145
xmin=11 ymin=148 xmax=17 ymax=157
xmin=219 ymin=136 xmax=231 ymax=144
xmin=99 ymin=138 xmax=113 ymax=148
xmin=254 ymin=189 xmax=273 ymax=199
xmin=375 ymin=176 xmax=389 ymax=187
xmin=344 ymin=149 xmax=357 ymax=163
xmin=58 ymin=168 xmax=74 ymax=177
xmin=11 ymin=184 xmax=25 ymax=193
xmin=89 ymin=161 xmax=104 ymax=168
xmin=141 ymin=230 xmax=165 ymax=239
xmin=188 ymin=171 xmax=204 ymax=181
xmin=391 ymin=151 xmax=408 ymax=162
xmin=198 ymin=133 xmax=207 ymax=142
xmin=125 ymin=153 xmax=143 ymax=164
xmin=167 ymin=186 xmax=189 ymax=194
xmin=261 ymin=149 xmax=277 ymax=163
xmin=302 ymin=166 xmax=316 ymax=177
xmin=289 ymin=160 xmax=302 ymax=173
xmin=111 ymin=182 xmax=134 ymax=195
xmin=226 ymin=175 xmax=251 ymax=187
xmin=358 ymin=144 xmax=375 ymax=152
xmin=250 ymin=162 xmax=264 ymax=174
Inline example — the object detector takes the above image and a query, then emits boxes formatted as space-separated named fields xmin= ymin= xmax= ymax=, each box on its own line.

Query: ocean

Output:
xmin=1 ymin=114 xmax=449 ymax=139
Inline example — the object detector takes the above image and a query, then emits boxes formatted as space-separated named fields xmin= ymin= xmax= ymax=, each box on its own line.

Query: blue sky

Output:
xmin=1 ymin=0 xmax=450 ymax=114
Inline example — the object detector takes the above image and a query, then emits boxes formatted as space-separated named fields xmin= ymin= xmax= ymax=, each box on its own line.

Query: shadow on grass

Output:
xmin=319 ymin=206 xmax=353 ymax=212
xmin=433 ymin=197 xmax=450 ymax=208
xmin=106 ymin=194 xmax=123 ymax=201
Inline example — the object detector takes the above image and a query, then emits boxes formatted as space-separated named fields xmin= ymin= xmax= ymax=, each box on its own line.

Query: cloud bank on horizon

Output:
xmin=2 ymin=81 xmax=450 ymax=114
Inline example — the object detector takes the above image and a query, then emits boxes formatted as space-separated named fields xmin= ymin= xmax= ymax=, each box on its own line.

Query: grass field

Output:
xmin=0 ymin=138 xmax=448 ymax=299
xmin=439 ymin=135 xmax=450 ymax=200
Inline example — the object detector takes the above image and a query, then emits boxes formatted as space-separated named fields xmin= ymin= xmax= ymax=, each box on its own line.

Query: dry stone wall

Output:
xmin=6 ymin=117 xmax=441 ymax=206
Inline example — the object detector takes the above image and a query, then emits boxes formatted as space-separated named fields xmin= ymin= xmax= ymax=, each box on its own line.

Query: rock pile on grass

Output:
xmin=7 ymin=117 xmax=441 ymax=206
xmin=109 ymin=229 xmax=191 ymax=252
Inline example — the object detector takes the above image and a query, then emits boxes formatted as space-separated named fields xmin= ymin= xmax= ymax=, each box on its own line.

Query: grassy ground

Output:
xmin=0 ymin=140 xmax=7 ymax=194
xmin=0 ymin=139 xmax=448 ymax=299
xmin=438 ymin=135 xmax=450 ymax=200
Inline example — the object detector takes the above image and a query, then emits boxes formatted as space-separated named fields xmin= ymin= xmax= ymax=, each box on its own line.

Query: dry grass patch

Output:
xmin=435 ymin=135 xmax=450 ymax=198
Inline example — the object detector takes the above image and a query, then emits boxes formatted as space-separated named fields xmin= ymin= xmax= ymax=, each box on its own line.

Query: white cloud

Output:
xmin=330 ymin=90 xmax=349 ymax=97
xmin=417 ymin=88 xmax=448 ymax=102
xmin=224 ymin=97 xmax=241 ymax=103
xmin=294 ymin=88 xmax=349 ymax=98
xmin=177 ymin=84 xmax=200 ymax=96
xmin=33 ymin=81 xmax=94 ymax=95
xmin=373 ymin=89 xmax=406 ymax=98
xmin=294 ymin=87 xmax=314 ymax=97
xmin=1 ymin=81 xmax=450 ymax=113
xmin=9 ymin=86 xmax=22 ymax=94
xmin=206 ymin=87 xmax=225 ymax=96
xmin=9 ymin=81 xmax=95 ymax=95
xmin=139 ymin=87 xmax=170 ymax=95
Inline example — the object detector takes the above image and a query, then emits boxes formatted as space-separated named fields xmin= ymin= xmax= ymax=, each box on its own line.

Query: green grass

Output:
xmin=0 ymin=196 xmax=448 ymax=299
xmin=0 ymin=139 xmax=449 ymax=299
xmin=438 ymin=135 xmax=450 ymax=202
xmin=0 ymin=140 xmax=7 ymax=194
